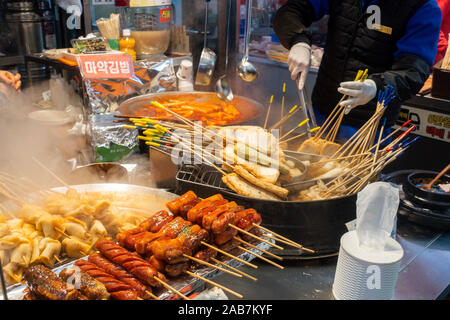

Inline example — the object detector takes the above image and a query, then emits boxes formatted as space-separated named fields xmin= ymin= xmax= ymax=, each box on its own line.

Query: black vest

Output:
xmin=313 ymin=0 xmax=429 ymax=128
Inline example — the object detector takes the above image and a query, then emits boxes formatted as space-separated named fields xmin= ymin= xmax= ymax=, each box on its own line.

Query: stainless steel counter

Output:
xmin=212 ymin=218 xmax=450 ymax=300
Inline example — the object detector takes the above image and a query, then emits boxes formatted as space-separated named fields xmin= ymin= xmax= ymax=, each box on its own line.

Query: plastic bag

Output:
xmin=356 ymin=182 xmax=400 ymax=251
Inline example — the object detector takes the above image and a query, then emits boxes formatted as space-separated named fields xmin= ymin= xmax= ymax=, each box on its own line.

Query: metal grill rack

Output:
xmin=176 ymin=163 xmax=230 ymax=194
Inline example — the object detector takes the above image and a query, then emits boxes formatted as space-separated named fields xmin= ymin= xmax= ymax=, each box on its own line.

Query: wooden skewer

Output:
xmin=237 ymin=246 xmax=284 ymax=270
xmin=233 ymin=237 xmax=283 ymax=261
xmin=31 ymin=157 xmax=71 ymax=189
xmin=263 ymin=95 xmax=274 ymax=130
xmin=424 ymin=163 xmax=450 ymax=190
xmin=55 ymin=227 xmax=70 ymax=238
xmin=80 ymin=250 xmax=88 ymax=256
xmin=137 ymin=297 xmax=144 ymax=300
xmin=251 ymin=223 xmax=315 ymax=253
xmin=210 ymin=257 xmax=258 ymax=282
xmin=183 ymin=254 xmax=242 ymax=278
xmin=200 ymin=241 xmax=258 ymax=269
xmin=185 ymin=270 xmax=243 ymax=299
xmin=54 ymin=255 xmax=62 ymax=264
xmin=280 ymin=131 xmax=307 ymax=144
xmin=23 ymin=256 xmax=28 ymax=265
xmin=261 ymin=234 xmax=315 ymax=253
xmin=153 ymin=276 xmax=190 ymax=300
xmin=280 ymin=83 xmax=286 ymax=135
xmin=145 ymin=290 xmax=160 ymax=300
xmin=227 ymin=224 xmax=284 ymax=250
xmin=0 ymin=203 xmax=15 ymax=219
xmin=280 ymin=118 xmax=309 ymax=141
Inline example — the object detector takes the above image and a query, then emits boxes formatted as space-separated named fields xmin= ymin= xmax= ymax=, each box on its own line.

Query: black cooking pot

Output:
xmin=176 ymin=170 xmax=356 ymax=256
xmin=404 ymin=171 xmax=450 ymax=211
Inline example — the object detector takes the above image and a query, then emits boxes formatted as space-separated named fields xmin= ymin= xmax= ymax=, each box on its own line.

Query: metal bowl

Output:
xmin=119 ymin=91 xmax=264 ymax=125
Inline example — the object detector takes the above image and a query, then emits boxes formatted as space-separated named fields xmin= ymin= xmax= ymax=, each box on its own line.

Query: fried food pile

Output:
xmin=0 ymin=189 xmax=148 ymax=285
xmin=218 ymin=126 xmax=302 ymax=201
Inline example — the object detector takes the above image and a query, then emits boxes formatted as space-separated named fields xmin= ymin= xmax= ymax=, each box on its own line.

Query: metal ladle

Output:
xmin=237 ymin=0 xmax=259 ymax=82
xmin=215 ymin=0 xmax=234 ymax=101
xmin=195 ymin=0 xmax=217 ymax=87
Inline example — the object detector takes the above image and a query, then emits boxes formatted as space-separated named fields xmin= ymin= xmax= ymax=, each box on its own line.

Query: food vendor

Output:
xmin=273 ymin=0 xmax=442 ymax=140
xmin=0 ymin=70 xmax=22 ymax=93
xmin=435 ymin=0 xmax=450 ymax=64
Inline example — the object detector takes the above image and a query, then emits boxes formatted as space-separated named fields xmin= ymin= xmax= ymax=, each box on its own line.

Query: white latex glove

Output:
xmin=287 ymin=42 xmax=311 ymax=90
xmin=338 ymin=79 xmax=377 ymax=114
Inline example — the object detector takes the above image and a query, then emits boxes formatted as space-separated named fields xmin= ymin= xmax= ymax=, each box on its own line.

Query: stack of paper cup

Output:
xmin=332 ymin=230 xmax=403 ymax=300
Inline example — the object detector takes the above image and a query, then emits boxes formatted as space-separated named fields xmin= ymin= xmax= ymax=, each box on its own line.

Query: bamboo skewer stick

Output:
xmin=0 ymin=203 xmax=15 ymax=219
xmin=263 ymin=95 xmax=274 ymax=130
xmin=233 ymin=237 xmax=283 ymax=261
xmin=237 ymin=246 xmax=284 ymax=269
xmin=261 ymin=234 xmax=315 ymax=253
xmin=280 ymin=83 xmax=286 ymax=135
xmin=183 ymin=254 xmax=242 ymax=278
xmin=269 ymin=105 xmax=300 ymax=130
xmin=251 ymin=223 xmax=315 ymax=253
xmin=210 ymin=257 xmax=258 ymax=282
xmin=146 ymin=291 xmax=161 ymax=300
xmin=31 ymin=157 xmax=71 ymax=189
xmin=54 ymin=255 xmax=62 ymax=264
xmin=153 ymin=276 xmax=190 ymax=300
xmin=280 ymin=118 xmax=309 ymax=141
xmin=200 ymin=241 xmax=258 ymax=269
xmin=185 ymin=270 xmax=243 ymax=299
xmin=227 ymin=224 xmax=284 ymax=250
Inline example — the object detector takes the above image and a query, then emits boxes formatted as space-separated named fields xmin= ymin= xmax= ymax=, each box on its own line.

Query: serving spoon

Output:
xmin=237 ymin=0 xmax=259 ymax=82
xmin=216 ymin=0 xmax=234 ymax=101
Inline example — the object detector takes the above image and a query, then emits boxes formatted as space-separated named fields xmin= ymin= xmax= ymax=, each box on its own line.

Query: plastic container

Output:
xmin=119 ymin=29 xmax=137 ymax=61
xmin=177 ymin=60 xmax=194 ymax=91
xmin=71 ymin=36 xmax=107 ymax=54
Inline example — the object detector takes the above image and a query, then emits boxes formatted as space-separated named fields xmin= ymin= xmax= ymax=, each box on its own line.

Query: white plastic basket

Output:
xmin=332 ymin=230 xmax=403 ymax=300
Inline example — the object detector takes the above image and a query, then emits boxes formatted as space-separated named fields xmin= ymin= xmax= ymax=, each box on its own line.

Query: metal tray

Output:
xmin=1 ymin=183 xmax=273 ymax=300
xmin=5 ymin=239 xmax=271 ymax=300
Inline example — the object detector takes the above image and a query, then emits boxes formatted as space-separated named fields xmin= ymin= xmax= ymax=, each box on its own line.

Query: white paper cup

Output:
xmin=332 ymin=230 xmax=403 ymax=300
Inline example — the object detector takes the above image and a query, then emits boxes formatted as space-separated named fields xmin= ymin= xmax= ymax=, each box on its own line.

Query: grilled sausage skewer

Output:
xmin=95 ymin=239 xmax=166 ymax=288
xmin=74 ymin=260 xmax=140 ymax=300
xmin=88 ymin=253 xmax=156 ymax=300
xmin=59 ymin=267 xmax=110 ymax=300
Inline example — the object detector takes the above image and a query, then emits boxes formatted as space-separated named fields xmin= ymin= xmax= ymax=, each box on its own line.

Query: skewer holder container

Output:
xmin=332 ymin=230 xmax=403 ymax=300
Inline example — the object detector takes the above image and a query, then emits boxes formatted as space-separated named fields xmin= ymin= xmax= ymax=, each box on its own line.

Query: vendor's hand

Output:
xmin=288 ymin=42 xmax=311 ymax=91
xmin=0 ymin=71 xmax=21 ymax=92
xmin=338 ymin=79 xmax=377 ymax=114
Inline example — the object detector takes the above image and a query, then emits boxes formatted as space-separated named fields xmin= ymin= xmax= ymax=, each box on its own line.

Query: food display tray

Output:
xmin=1 ymin=183 xmax=272 ymax=300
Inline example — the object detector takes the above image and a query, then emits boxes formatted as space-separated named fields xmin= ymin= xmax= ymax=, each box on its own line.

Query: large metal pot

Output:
xmin=175 ymin=164 xmax=356 ymax=257
xmin=5 ymin=10 xmax=48 ymax=83
xmin=119 ymin=91 xmax=264 ymax=126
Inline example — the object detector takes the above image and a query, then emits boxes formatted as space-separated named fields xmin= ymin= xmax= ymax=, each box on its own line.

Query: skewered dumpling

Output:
xmin=62 ymin=237 xmax=91 ymax=258
xmin=62 ymin=217 xmax=90 ymax=240
xmin=36 ymin=214 xmax=65 ymax=240
xmin=31 ymin=237 xmax=61 ymax=267
xmin=3 ymin=262 xmax=23 ymax=284
xmin=10 ymin=242 xmax=33 ymax=267
xmin=0 ymin=223 xmax=10 ymax=238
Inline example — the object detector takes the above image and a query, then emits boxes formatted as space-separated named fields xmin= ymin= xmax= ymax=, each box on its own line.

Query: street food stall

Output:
xmin=0 ymin=0 xmax=449 ymax=303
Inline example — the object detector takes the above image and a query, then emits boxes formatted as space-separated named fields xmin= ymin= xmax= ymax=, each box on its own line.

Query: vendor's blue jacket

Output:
xmin=274 ymin=0 xmax=442 ymax=128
